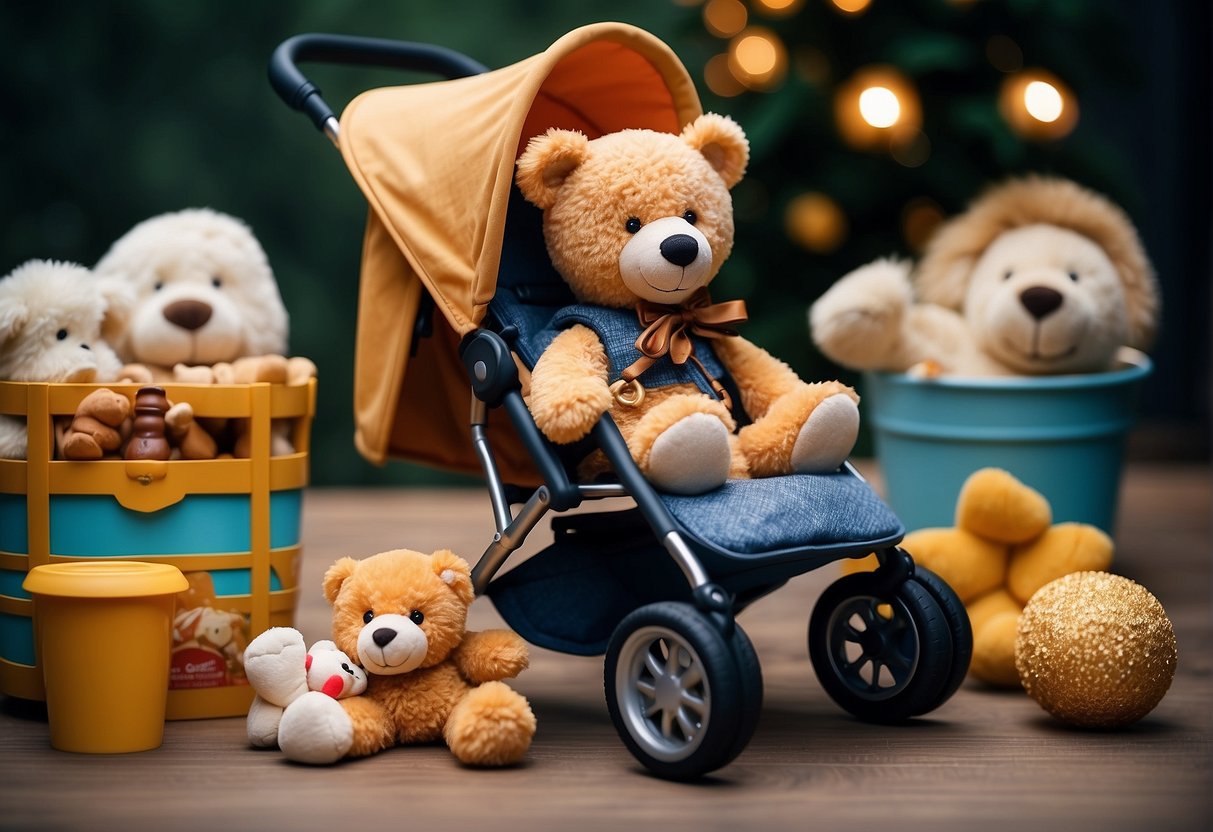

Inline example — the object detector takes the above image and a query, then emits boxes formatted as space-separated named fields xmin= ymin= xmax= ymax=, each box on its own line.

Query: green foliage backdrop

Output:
xmin=2 ymin=1 xmax=1207 ymax=484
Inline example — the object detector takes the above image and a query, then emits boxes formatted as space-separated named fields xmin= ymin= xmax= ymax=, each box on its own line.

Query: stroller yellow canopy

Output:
xmin=337 ymin=23 xmax=702 ymax=479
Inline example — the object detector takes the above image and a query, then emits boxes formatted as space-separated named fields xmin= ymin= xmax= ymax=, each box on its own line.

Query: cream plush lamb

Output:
xmin=0 ymin=260 xmax=128 ymax=458
xmin=809 ymin=177 xmax=1159 ymax=377
xmin=244 ymin=628 xmax=368 ymax=760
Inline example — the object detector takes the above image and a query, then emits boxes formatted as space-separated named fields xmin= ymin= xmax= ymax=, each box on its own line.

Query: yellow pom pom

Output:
xmin=1007 ymin=523 xmax=1114 ymax=604
xmin=1015 ymin=572 xmax=1177 ymax=727
xmin=955 ymin=468 xmax=1052 ymax=544
xmin=903 ymin=527 xmax=1008 ymax=602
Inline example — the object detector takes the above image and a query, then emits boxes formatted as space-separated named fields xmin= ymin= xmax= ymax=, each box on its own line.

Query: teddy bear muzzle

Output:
xmin=619 ymin=216 xmax=713 ymax=303
xmin=356 ymin=613 xmax=428 ymax=675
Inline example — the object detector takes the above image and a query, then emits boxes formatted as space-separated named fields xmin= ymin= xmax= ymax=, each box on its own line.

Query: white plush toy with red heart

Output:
xmin=245 ymin=628 xmax=367 ymax=758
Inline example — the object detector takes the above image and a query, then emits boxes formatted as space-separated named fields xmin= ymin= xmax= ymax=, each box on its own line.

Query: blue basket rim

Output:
xmin=863 ymin=348 xmax=1152 ymax=392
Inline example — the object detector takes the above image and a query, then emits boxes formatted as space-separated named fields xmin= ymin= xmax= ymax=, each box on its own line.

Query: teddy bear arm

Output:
xmin=712 ymin=336 xmax=804 ymax=419
xmin=453 ymin=629 xmax=530 ymax=683
xmin=118 ymin=364 xmax=156 ymax=384
xmin=528 ymin=325 xmax=612 ymax=443
xmin=809 ymin=259 xmax=914 ymax=372
xmin=900 ymin=305 xmax=990 ymax=375
xmin=340 ymin=693 xmax=398 ymax=758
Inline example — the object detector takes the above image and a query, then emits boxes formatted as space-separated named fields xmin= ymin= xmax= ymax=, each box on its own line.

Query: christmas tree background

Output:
xmin=2 ymin=0 xmax=1207 ymax=483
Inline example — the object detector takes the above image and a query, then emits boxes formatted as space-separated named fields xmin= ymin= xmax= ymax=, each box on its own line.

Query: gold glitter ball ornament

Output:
xmin=1015 ymin=571 xmax=1177 ymax=727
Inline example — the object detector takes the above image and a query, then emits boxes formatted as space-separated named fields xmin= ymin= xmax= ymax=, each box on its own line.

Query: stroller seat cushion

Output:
xmin=659 ymin=471 xmax=904 ymax=556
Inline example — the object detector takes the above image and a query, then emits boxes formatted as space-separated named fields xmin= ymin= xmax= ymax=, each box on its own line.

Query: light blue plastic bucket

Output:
xmin=863 ymin=350 xmax=1152 ymax=536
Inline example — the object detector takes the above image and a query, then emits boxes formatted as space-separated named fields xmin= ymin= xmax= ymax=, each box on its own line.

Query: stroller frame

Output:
xmin=270 ymin=29 xmax=972 ymax=780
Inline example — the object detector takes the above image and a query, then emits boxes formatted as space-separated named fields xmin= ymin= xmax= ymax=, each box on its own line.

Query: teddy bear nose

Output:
xmin=163 ymin=299 xmax=213 ymax=331
xmin=372 ymin=628 xmax=397 ymax=648
xmin=1019 ymin=286 xmax=1064 ymax=320
xmin=660 ymin=234 xmax=699 ymax=268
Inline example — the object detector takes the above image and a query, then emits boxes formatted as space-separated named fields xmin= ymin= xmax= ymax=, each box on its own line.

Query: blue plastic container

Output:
xmin=863 ymin=350 xmax=1151 ymax=536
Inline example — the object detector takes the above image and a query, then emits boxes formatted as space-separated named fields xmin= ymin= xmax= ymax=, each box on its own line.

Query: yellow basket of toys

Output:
xmin=0 ymin=378 xmax=314 ymax=719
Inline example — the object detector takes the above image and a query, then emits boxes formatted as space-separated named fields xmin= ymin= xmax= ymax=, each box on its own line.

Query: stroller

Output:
xmin=269 ymin=23 xmax=972 ymax=780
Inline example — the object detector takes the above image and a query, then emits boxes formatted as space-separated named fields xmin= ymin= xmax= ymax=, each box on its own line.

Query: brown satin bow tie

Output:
xmin=619 ymin=287 xmax=748 ymax=409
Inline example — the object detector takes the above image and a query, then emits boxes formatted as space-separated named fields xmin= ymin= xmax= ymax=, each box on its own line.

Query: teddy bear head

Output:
xmin=323 ymin=548 xmax=475 ymax=677
xmin=94 ymin=208 xmax=288 ymax=368
xmin=515 ymin=113 xmax=749 ymax=308
xmin=915 ymin=177 xmax=1158 ymax=375
xmin=0 ymin=260 xmax=126 ymax=383
xmin=305 ymin=639 xmax=368 ymax=699
xmin=194 ymin=608 xmax=246 ymax=651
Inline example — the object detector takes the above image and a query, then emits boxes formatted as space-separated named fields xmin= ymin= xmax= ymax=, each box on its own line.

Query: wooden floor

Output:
xmin=2 ymin=462 xmax=1210 ymax=831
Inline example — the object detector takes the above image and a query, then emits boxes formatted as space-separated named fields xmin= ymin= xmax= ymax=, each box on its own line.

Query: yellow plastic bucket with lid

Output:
xmin=24 ymin=561 xmax=188 ymax=753
xmin=0 ymin=378 xmax=315 ymax=718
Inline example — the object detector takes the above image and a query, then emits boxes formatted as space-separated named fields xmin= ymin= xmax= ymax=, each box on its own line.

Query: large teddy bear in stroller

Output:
xmin=516 ymin=114 xmax=860 ymax=495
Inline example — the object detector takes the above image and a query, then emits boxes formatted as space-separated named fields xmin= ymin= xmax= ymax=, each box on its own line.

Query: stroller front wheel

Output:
xmin=808 ymin=572 xmax=952 ymax=723
xmin=605 ymin=602 xmax=755 ymax=780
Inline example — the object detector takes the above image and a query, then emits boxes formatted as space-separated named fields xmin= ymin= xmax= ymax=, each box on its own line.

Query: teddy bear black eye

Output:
xmin=682 ymin=210 xmax=698 ymax=225
xmin=625 ymin=217 xmax=642 ymax=234
xmin=1067 ymin=270 xmax=1079 ymax=282
xmin=410 ymin=610 xmax=425 ymax=625
xmin=154 ymin=281 xmax=164 ymax=291
xmin=341 ymin=662 xmax=353 ymax=674
xmin=212 ymin=276 xmax=222 ymax=288
xmin=363 ymin=610 xmax=374 ymax=624
xmin=56 ymin=329 xmax=68 ymax=341
xmin=1003 ymin=270 xmax=1013 ymax=281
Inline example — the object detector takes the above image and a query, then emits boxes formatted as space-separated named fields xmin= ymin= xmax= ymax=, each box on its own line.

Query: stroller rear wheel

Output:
xmin=909 ymin=567 xmax=973 ymax=715
xmin=808 ymin=572 xmax=952 ymax=723
xmin=605 ymin=602 xmax=758 ymax=780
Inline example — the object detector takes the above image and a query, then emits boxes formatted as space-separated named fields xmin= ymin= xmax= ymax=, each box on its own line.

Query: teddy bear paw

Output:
xmin=791 ymin=393 xmax=860 ymax=474
xmin=445 ymin=681 xmax=535 ymax=767
xmin=278 ymin=691 xmax=354 ymax=765
xmin=646 ymin=412 xmax=731 ymax=495
xmin=243 ymin=627 xmax=309 ymax=707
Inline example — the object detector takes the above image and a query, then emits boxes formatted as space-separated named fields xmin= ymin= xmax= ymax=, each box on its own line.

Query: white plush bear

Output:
xmin=0 ymin=260 xmax=128 ymax=458
xmin=94 ymin=208 xmax=288 ymax=380
xmin=244 ymin=628 xmax=367 ymax=762
xmin=809 ymin=177 xmax=1159 ymax=377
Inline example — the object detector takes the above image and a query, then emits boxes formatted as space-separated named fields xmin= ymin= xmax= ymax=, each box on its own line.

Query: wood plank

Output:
xmin=2 ymin=462 xmax=1209 ymax=831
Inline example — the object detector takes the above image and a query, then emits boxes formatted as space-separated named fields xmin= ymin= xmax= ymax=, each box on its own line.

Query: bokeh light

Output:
xmin=728 ymin=27 xmax=789 ymax=91
xmin=901 ymin=197 xmax=945 ymax=252
xmin=753 ymin=0 xmax=805 ymax=17
xmin=858 ymin=86 xmax=900 ymax=128
xmin=999 ymin=69 xmax=1078 ymax=140
xmin=703 ymin=0 xmax=748 ymax=38
xmin=704 ymin=53 xmax=746 ymax=97
xmin=986 ymin=35 xmax=1023 ymax=73
xmin=835 ymin=66 xmax=921 ymax=150
xmin=1024 ymin=80 xmax=1064 ymax=122
xmin=890 ymin=131 xmax=931 ymax=168
xmin=831 ymin=0 xmax=873 ymax=15
xmin=786 ymin=192 xmax=848 ymax=253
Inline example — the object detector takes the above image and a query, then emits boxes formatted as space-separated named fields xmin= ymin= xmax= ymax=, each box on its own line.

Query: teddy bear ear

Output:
xmin=430 ymin=549 xmax=474 ymax=606
xmin=322 ymin=557 xmax=360 ymax=605
xmin=681 ymin=113 xmax=749 ymax=190
xmin=515 ymin=128 xmax=590 ymax=210
xmin=0 ymin=297 xmax=28 ymax=345
xmin=96 ymin=274 xmax=135 ymax=344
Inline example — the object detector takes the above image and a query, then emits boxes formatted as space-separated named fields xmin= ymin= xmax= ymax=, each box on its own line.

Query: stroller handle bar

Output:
xmin=269 ymin=33 xmax=488 ymax=141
